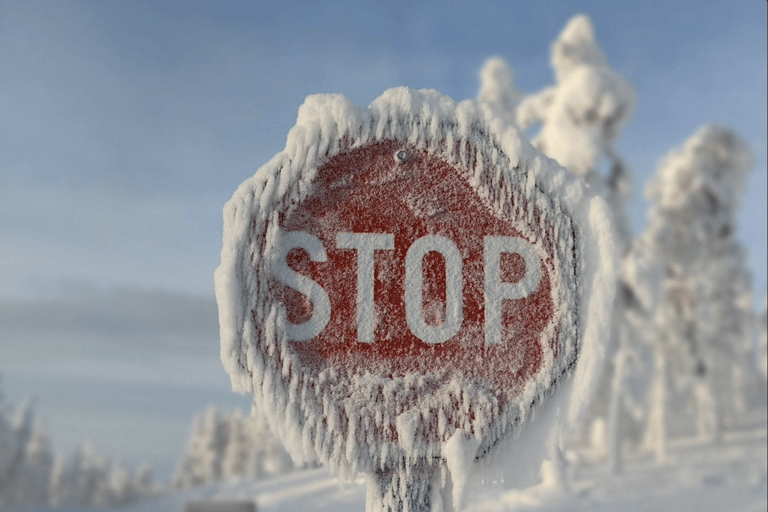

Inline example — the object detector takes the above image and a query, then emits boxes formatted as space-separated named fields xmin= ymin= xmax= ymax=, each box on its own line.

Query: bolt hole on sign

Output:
xmin=215 ymin=88 xmax=616 ymax=511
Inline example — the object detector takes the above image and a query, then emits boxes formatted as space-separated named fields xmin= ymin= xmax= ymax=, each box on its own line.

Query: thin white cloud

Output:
xmin=0 ymin=283 xmax=218 ymax=345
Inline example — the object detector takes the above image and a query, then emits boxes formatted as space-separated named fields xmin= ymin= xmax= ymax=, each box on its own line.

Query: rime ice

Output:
xmin=214 ymin=87 xmax=616 ymax=509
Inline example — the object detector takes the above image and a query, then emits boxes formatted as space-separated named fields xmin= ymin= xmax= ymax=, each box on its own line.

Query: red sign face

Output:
xmin=273 ymin=139 xmax=562 ymax=407
xmin=217 ymin=89 xmax=585 ymax=478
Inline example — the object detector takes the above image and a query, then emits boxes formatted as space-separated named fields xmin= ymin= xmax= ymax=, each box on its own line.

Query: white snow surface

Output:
xmin=4 ymin=408 xmax=765 ymax=511
xmin=214 ymin=87 xmax=616 ymax=490
xmin=116 ymin=408 xmax=767 ymax=512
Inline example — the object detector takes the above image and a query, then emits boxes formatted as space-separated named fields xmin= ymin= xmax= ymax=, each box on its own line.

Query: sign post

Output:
xmin=215 ymin=88 xmax=614 ymax=510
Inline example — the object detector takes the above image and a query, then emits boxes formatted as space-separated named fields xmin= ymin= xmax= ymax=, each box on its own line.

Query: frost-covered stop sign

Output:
xmin=216 ymin=88 xmax=614 ymax=510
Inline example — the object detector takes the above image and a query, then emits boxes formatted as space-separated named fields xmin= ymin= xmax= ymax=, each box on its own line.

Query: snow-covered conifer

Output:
xmin=134 ymin=463 xmax=154 ymax=496
xmin=173 ymin=406 xmax=298 ymax=489
xmin=477 ymin=56 xmax=522 ymax=127
xmin=0 ymin=403 xmax=19 ymax=504
xmin=199 ymin=407 xmax=229 ymax=482
xmin=0 ymin=398 xmax=49 ymax=508
xmin=222 ymin=409 xmax=253 ymax=479
xmin=174 ymin=407 xmax=236 ymax=487
xmin=642 ymin=124 xmax=754 ymax=447
xmin=8 ymin=417 xmax=53 ymax=506
xmin=759 ymin=298 xmax=767 ymax=379
xmin=12 ymin=399 xmax=33 ymax=454
xmin=511 ymin=14 xmax=640 ymax=474
xmin=75 ymin=442 xmax=103 ymax=506
xmin=517 ymin=14 xmax=635 ymax=246
xmin=48 ymin=442 xmax=153 ymax=509
xmin=48 ymin=453 xmax=73 ymax=507
xmin=516 ymin=15 xmax=634 ymax=214
xmin=106 ymin=459 xmax=144 ymax=508
xmin=172 ymin=410 xmax=212 ymax=488
xmin=253 ymin=414 xmax=295 ymax=477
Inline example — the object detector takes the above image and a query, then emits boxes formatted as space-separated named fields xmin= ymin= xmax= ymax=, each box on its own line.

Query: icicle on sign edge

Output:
xmin=215 ymin=87 xmax=610 ymax=475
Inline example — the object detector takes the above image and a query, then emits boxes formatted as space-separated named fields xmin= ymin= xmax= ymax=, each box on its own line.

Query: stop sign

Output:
xmin=216 ymin=88 xmax=609 ymax=507
xmin=275 ymin=138 xmax=567 ymax=409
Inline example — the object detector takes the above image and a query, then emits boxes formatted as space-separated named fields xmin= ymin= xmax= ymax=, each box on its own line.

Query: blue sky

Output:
xmin=1 ymin=0 xmax=765 ymax=479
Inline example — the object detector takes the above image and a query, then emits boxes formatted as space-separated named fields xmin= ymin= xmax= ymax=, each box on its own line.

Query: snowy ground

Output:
xmin=116 ymin=408 xmax=766 ymax=512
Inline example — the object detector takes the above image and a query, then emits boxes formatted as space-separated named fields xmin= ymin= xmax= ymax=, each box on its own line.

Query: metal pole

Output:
xmin=366 ymin=466 xmax=436 ymax=512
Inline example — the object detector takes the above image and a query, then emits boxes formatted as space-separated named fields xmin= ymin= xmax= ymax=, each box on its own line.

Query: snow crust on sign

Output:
xmin=214 ymin=87 xmax=615 ymax=487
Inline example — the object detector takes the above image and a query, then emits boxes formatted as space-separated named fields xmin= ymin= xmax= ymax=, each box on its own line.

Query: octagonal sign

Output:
xmin=215 ymin=88 xmax=612 ymax=508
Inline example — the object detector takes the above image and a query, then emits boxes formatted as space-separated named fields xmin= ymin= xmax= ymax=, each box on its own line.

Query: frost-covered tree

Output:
xmin=0 ymin=400 xmax=23 ymax=506
xmin=477 ymin=56 xmax=522 ymax=128
xmin=0 ymin=396 xmax=55 ymax=509
xmin=102 ymin=460 xmax=145 ymax=508
xmin=600 ymin=242 xmax=658 ymax=471
xmin=221 ymin=409 xmax=254 ymax=479
xmin=0 ymin=394 xmax=19 ymax=503
xmin=481 ymin=13 xmax=640 ymax=474
xmin=49 ymin=452 xmax=74 ymax=507
xmin=0 ymin=380 xmax=154 ymax=510
xmin=172 ymin=406 xmax=230 ymax=488
xmin=74 ymin=443 xmax=103 ymax=506
xmin=745 ymin=297 xmax=768 ymax=410
xmin=7 ymin=417 xmax=53 ymax=506
xmin=49 ymin=444 xmax=155 ymax=509
xmin=758 ymin=297 xmax=767 ymax=380
xmin=250 ymin=409 xmax=295 ymax=477
xmin=641 ymin=124 xmax=754 ymax=452
xmin=173 ymin=409 xmax=217 ymax=488
xmin=515 ymin=13 xmax=635 ymax=243
xmin=172 ymin=405 xmax=298 ymax=489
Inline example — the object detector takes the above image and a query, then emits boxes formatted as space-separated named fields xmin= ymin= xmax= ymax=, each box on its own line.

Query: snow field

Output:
xmin=120 ymin=407 xmax=766 ymax=512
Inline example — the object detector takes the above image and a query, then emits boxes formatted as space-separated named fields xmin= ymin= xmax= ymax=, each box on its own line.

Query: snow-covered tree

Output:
xmin=515 ymin=13 xmax=635 ymax=243
xmin=172 ymin=405 xmax=298 ymax=489
xmin=7 ymin=417 xmax=53 ymax=506
xmin=0 ymin=396 xmax=55 ymax=509
xmin=601 ymin=242 xmax=659 ymax=471
xmin=74 ymin=443 xmax=103 ymax=506
xmin=759 ymin=297 xmax=767 ymax=380
xmin=49 ymin=452 xmax=74 ymax=507
xmin=102 ymin=460 xmax=143 ymax=508
xmin=250 ymin=409 xmax=295 ymax=477
xmin=641 ymin=124 xmax=754 ymax=452
xmin=0 ymin=378 xmax=158 ymax=510
xmin=477 ymin=56 xmax=522 ymax=128
xmin=49 ymin=443 xmax=155 ymax=509
xmin=482 ymin=13 xmax=641 ymax=474
xmin=476 ymin=15 xmax=763 ymax=479
xmin=0 ymin=395 xmax=19 ymax=504
xmin=221 ymin=409 xmax=255 ymax=479
xmin=172 ymin=407 xmax=222 ymax=488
